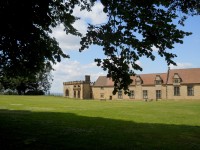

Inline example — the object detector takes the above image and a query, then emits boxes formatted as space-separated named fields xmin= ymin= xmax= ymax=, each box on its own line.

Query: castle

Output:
xmin=63 ymin=68 xmax=200 ymax=100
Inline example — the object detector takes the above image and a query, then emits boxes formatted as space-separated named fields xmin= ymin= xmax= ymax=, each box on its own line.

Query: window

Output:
xmin=129 ymin=90 xmax=134 ymax=99
xmin=135 ymin=76 xmax=142 ymax=85
xmin=174 ymin=86 xmax=180 ymax=96
xmin=136 ymin=81 xmax=141 ymax=85
xmin=143 ymin=90 xmax=148 ymax=99
xmin=100 ymin=93 xmax=104 ymax=99
xmin=155 ymin=80 xmax=162 ymax=85
xmin=155 ymin=75 xmax=162 ymax=85
xmin=118 ymin=90 xmax=123 ymax=99
xmin=174 ymin=79 xmax=180 ymax=83
xmin=101 ymin=87 xmax=104 ymax=90
xmin=156 ymin=90 xmax=161 ymax=99
xmin=187 ymin=86 xmax=194 ymax=96
xmin=74 ymin=85 xmax=81 ymax=90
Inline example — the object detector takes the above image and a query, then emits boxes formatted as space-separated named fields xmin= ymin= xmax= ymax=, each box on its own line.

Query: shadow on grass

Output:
xmin=0 ymin=109 xmax=200 ymax=150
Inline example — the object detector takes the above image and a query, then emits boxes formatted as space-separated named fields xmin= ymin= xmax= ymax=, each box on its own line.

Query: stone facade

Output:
xmin=63 ymin=75 xmax=92 ymax=99
xmin=63 ymin=68 xmax=200 ymax=100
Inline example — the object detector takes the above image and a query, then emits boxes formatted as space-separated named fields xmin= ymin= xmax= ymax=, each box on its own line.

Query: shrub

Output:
xmin=25 ymin=90 xmax=44 ymax=95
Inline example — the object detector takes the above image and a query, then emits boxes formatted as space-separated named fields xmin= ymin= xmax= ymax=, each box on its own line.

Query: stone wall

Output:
xmin=92 ymin=84 xmax=200 ymax=100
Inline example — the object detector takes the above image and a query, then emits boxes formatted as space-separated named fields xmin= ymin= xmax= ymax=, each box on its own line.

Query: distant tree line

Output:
xmin=0 ymin=64 xmax=52 ymax=95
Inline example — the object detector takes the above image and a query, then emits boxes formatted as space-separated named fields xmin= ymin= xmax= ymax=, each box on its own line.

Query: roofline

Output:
xmin=169 ymin=67 xmax=200 ymax=71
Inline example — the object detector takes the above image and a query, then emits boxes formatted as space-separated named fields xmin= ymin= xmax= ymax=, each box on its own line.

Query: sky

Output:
xmin=50 ymin=2 xmax=200 ymax=93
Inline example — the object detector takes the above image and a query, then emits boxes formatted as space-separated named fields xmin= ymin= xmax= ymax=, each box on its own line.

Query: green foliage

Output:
xmin=0 ymin=64 xmax=53 ymax=95
xmin=80 ymin=0 xmax=200 ymax=94
xmin=25 ymin=90 xmax=44 ymax=95
xmin=0 ymin=0 xmax=95 ymax=88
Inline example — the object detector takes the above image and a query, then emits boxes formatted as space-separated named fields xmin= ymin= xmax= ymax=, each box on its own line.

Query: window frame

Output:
xmin=129 ymin=90 xmax=135 ymax=99
xmin=156 ymin=90 xmax=161 ymax=99
xmin=174 ymin=78 xmax=180 ymax=83
xmin=174 ymin=86 xmax=180 ymax=96
xmin=143 ymin=90 xmax=148 ymax=99
xmin=118 ymin=90 xmax=123 ymax=99
xmin=187 ymin=85 xmax=194 ymax=96
xmin=155 ymin=80 xmax=162 ymax=85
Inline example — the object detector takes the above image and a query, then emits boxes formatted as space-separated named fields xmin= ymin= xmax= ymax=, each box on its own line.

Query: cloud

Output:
xmin=135 ymin=60 xmax=142 ymax=67
xmin=73 ymin=2 xmax=108 ymax=25
xmin=50 ymin=60 xmax=106 ymax=93
xmin=169 ymin=62 xmax=194 ymax=69
xmin=127 ymin=60 xmax=142 ymax=75
xmin=51 ymin=21 xmax=86 ymax=51
xmin=152 ymin=45 xmax=159 ymax=52
xmin=51 ymin=1 xmax=108 ymax=52
xmin=50 ymin=2 xmax=108 ymax=93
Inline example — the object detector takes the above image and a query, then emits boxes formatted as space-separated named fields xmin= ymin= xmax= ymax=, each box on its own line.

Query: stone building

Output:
xmin=63 ymin=75 xmax=92 ymax=99
xmin=63 ymin=68 xmax=200 ymax=100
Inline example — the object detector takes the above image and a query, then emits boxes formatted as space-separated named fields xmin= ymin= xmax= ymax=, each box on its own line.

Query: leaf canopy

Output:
xmin=0 ymin=0 xmax=199 ymax=94
xmin=80 ymin=0 xmax=200 ymax=94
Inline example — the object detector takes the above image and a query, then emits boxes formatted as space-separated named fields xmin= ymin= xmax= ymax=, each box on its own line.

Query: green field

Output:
xmin=0 ymin=95 xmax=200 ymax=149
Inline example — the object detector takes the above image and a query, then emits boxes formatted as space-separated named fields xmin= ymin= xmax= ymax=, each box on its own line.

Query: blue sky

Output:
xmin=50 ymin=2 xmax=200 ymax=93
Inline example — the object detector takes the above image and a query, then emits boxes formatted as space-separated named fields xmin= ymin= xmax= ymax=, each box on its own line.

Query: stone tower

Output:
xmin=85 ymin=75 xmax=90 ymax=83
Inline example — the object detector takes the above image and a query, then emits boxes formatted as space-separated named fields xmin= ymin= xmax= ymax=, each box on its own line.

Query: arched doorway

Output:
xmin=78 ymin=91 xmax=80 ymax=98
xmin=74 ymin=91 xmax=76 ymax=98
xmin=65 ymin=89 xmax=69 ymax=97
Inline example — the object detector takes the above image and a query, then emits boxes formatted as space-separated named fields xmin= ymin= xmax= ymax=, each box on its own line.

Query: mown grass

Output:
xmin=0 ymin=95 xmax=200 ymax=149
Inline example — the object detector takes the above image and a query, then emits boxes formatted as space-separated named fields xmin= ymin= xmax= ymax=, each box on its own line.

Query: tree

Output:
xmin=80 ymin=0 xmax=200 ymax=94
xmin=0 ymin=0 xmax=200 ymax=95
xmin=0 ymin=63 xmax=53 ymax=95
xmin=0 ymin=0 xmax=95 ymax=83
xmin=0 ymin=0 xmax=95 ymax=94
xmin=27 ymin=63 xmax=53 ymax=94
xmin=0 ymin=82 xmax=3 ymax=93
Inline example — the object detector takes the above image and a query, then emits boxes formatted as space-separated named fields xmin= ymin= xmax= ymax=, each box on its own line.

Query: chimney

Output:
xmin=85 ymin=75 xmax=90 ymax=83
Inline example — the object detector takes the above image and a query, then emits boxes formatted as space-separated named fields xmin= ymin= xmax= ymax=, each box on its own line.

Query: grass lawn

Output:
xmin=0 ymin=95 xmax=200 ymax=150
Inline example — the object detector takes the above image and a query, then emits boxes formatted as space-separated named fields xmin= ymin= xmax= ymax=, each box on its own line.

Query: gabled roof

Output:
xmin=93 ymin=68 xmax=200 ymax=87
xmin=137 ymin=73 xmax=167 ymax=85
xmin=167 ymin=68 xmax=200 ymax=84
xmin=94 ymin=76 xmax=113 ymax=86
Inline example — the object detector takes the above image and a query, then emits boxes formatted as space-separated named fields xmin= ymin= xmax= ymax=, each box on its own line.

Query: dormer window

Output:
xmin=135 ymin=75 xmax=142 ymax=85
xmin=174 ymin=78 xmax=180 ymax=83
xmin=155 ymin=80 xmax=162 ymax=85
xmin=136 ymin=80 xmax=141 ymax=85
xmin=173 ymin=73 xmax=181 ymax=84
xmin=155 ymin=75 xmax=162 ymax=85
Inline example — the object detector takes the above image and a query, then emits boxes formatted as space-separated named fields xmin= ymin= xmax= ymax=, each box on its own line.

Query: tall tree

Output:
xmin=0 ymin=0 xmax=95 ymax=81
xmin=0 ymin=0 xmax=95 ymax=95
xmin=80 ymin=0 xmax=200 ymax=94
xmin=0 ymin=0 xmax=200 ymax=94
xmin=0 ymin=63 xmax=53 ymax=95
xmin=28 ymin=63 xmax=53 ymax=94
